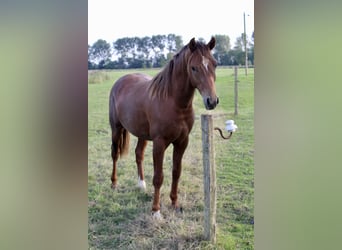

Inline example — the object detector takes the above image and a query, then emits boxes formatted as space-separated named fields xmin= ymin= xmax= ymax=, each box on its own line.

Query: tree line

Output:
xmin=88 ymin=33 xmax=254 ymax=70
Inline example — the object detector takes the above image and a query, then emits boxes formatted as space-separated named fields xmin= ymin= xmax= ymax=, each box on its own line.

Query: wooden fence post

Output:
xmin=201 ymin=114 xmax=216 ymax=244
xmin=234 ymin=66 xmax=238 ymax=116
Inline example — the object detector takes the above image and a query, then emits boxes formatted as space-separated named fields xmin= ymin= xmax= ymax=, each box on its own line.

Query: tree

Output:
xmin=137 ymin=36 xmax=152 ymax=67
xmin=88 ymin=44 xmax=92 ymax=62
xmin=154 ymin=54 xmax=167 ymax=68
xmin=248 ymin=31 xmax=254 ymax=65
xmin=227 ymin=49 xmax=245 ymax=65
xmin=151 ymin=35 xmax=166 ymax=65
xmin=234 ymin=33 xmax=245 ymax=51
xmin=213 ymin=35 xmax=231 ymax=65
xmin=88 ymin=34 xmax=254 ymax=69
xmin=89 ymin=39 xmax=112 ymax=65
xmin=174 ymin=35 xmax=183 ymax=51
xmin=113 ymin=37 xmax=132 ymax=66
xmin=166 ymin=34 xmax=176 ymax=53
xmin=166 ymin=33 xmax=184 ymax=56
xmin=231 ymin=32 xmax=254 ymax=65
xmin=88 ymin=45 xmax=96 ymax=69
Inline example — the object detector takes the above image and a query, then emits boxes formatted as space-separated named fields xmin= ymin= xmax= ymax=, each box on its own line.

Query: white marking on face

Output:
xmin=202 ymin=56 xmax=209 ymax=71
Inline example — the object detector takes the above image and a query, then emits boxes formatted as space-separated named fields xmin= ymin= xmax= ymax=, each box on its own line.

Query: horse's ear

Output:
xmin=189 ymin=38 xmax=196 ymax=52
xmin=207 ymin=36 xmax=216 ymax=50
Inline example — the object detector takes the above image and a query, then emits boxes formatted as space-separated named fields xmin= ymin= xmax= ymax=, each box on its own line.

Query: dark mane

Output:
xmin=148 ymin=58 xmax=175 ymax=99
xmin=148 ymin=44 xmax=191 ymax=99
xmin=148 ymin=40 xmax=210 ymax=99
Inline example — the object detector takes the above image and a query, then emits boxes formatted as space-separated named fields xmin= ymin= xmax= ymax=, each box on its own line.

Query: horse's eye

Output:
xmin=191 ymin=66 xmax=197 ymax=72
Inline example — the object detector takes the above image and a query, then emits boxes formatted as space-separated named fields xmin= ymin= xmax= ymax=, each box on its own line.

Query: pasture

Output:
xmin=88 ymin=67 xmax=254 ymax=249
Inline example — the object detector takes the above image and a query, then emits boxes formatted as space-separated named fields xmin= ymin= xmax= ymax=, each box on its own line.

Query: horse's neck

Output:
xmin=171 ymin=71 xmax=195 ymax=109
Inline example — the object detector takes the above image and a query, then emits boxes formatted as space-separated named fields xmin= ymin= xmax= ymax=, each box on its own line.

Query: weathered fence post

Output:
xmin=234 ymin=66 xmax=238 ymax=116
xmin=201 ymin=114 xmax=216 ymax=244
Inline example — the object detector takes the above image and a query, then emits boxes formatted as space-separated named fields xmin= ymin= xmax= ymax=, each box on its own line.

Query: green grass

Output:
xmin=88 ymin=67 xmax=254 ymax=249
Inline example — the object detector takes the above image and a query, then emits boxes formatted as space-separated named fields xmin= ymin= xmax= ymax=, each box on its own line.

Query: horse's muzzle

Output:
xmin=205 ymin=96 xmax=219 ymax=110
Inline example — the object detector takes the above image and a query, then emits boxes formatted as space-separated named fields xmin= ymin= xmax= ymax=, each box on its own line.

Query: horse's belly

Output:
xmin=118 ymin=107 xmax=152 ymax=140
xmin=126 ymin=124 xmax=152 ymax=140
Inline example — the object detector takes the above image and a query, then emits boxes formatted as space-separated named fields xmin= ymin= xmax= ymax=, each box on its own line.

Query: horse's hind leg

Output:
xmin=135 ymin=138 xmax=148 ymax=190
xmin=110 ymin=128 xmax=121 ymax=189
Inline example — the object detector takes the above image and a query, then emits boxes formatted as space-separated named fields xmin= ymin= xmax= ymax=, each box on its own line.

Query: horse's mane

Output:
xmin=148 ymin=59 xmax=174 ymax=99
xmin=148 ymin=45 xmax=189 ymax=99
xmin=148 ymin=41 xmax=210 ymax=99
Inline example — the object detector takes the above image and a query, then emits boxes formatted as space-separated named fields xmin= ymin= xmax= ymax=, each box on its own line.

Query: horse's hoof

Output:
xmin=171 ymin=203 xmax=183 ymax=213
xmin=175 ymin=207 xmax=183 ymax=214
xmin=111 ymin=183 xmax=117 ymax=189
xmin=151 ymin=210 xmax=162 ymax=220
xmin=137 ymin=179 xmax=146 ymax=191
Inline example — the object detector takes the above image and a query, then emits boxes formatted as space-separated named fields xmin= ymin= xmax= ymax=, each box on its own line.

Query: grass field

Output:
xmin=88 ymin=67 xmax=254 ymax=249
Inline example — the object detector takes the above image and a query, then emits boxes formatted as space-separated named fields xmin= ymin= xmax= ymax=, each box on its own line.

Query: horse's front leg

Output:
xmin=151 ymin=138 xmax=169 ymax=218
xmin=170 ymin=136 xmax=189 ymax=210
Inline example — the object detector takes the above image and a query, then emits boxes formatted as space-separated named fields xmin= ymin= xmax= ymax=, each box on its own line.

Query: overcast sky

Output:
xmin=88 ymin=0 xmax=254 ymax=45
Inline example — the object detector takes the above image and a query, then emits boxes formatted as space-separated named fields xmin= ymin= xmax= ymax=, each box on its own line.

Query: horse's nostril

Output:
xmin=217 ymin=97 xmax=219 ymax=104
xmin=207 ymin=97 xmax=211 ymax=106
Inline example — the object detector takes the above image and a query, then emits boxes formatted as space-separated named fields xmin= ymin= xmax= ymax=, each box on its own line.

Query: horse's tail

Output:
xmin=118 ymin=128 xmax=130 ymax=158
xmin=109 ymin=86 xmax=130 ymax=158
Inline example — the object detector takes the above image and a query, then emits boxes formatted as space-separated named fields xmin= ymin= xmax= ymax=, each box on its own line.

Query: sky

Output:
xmin=88 ymin=0 xmax=254 ymax=46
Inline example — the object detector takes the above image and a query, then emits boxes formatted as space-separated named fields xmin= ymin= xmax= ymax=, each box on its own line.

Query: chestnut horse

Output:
xmin=109 ymin=37 xmax=218 ymax=218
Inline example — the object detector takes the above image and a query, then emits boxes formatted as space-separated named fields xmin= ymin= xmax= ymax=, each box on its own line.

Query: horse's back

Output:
xmin=111 ymin=73 xmax=151 ymax=95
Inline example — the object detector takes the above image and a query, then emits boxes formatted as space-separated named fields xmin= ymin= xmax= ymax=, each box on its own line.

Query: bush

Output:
xmin=88 ymin=70 xmax=110 ymax=84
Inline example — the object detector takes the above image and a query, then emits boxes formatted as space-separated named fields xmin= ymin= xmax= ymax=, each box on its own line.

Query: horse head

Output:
xmin=187 ymin=37 xmax=219 ymax=110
